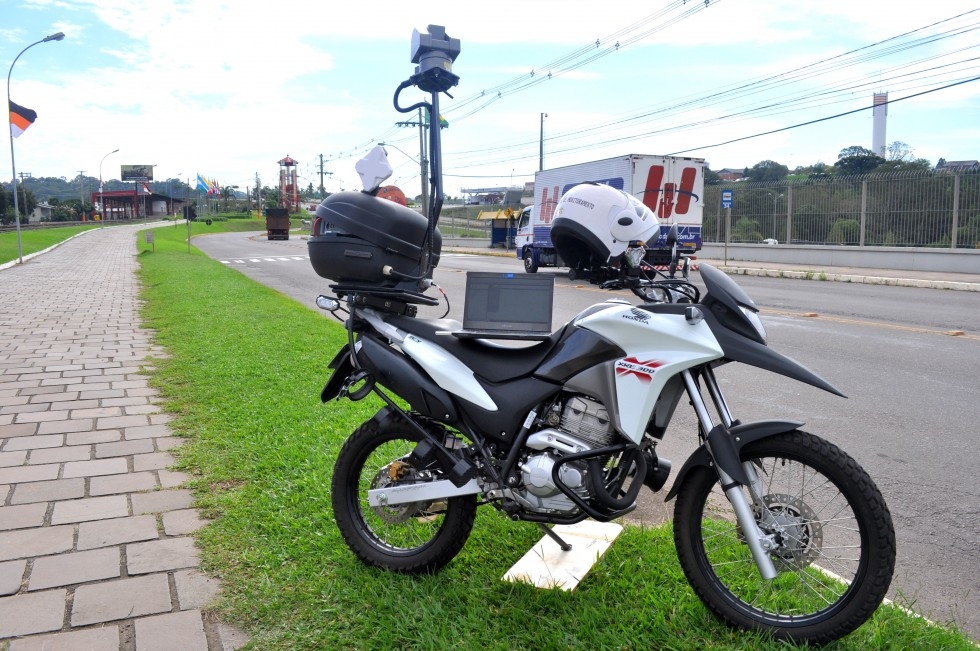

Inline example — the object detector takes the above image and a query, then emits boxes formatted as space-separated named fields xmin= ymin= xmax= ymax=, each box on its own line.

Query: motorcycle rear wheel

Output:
xmin=331 ymin=416 xmax=478 ymax=573
xmin=673 ymin=430 xmax=895 ymax=644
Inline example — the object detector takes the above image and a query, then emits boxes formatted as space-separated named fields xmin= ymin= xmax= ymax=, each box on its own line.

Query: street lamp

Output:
xmin=98 ymin=148 xmax=119 ymax=227
xmin=6 ymin=31 xmax=65 ymax=263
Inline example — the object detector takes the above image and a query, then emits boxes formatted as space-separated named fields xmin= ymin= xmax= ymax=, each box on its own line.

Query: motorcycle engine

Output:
xmin=513 ymin=395 xmax=617 ymax=514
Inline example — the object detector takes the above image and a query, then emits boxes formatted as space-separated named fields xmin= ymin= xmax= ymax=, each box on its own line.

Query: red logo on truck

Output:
xmin=641 ymin=165 xmax=698 ymax=219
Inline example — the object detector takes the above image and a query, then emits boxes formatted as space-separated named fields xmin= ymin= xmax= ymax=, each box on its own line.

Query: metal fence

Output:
xmin=702 ymin=171 xmax=980 ymax=249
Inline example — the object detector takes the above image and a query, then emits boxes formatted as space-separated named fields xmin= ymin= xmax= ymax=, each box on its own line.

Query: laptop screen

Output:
xmin=462 ymin=272 xmax=555 ymax=334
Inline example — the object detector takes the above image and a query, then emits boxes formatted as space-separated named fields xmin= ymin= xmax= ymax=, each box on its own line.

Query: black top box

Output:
xmin=308 ymin=191 xmax=441 ymax=287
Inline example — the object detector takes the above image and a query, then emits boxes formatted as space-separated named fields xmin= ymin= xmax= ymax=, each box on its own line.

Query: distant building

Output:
xmin=31 ymin=202 xmax=56 ymax=223
xmin=936 ymin=160 xmax=979 ymax=173
xmin=716 ymin=168 xmax=745 ymax=181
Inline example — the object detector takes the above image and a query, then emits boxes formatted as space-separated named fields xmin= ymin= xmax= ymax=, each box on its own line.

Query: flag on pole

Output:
xmin=9 ymin=101 xmax=37 ymax=138
xmin=142 ymin=183 xmax=151 ymax=194
xmin=196 ymin=174 xmax=209 ymax=192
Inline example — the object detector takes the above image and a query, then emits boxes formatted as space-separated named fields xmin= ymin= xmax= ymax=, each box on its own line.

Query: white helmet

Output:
xmin=551 ymin=183 xmax=659 ymax=268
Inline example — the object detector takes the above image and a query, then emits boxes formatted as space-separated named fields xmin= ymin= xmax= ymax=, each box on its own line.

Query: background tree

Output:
xmin=835 ymin=146 xmax=885 ymax=175
xmin=748 ymin=160 xmax=789 ymax=182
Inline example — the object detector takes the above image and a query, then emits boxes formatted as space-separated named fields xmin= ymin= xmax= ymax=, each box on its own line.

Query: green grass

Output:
xmin=135 ymin=222 xmax=977 ymax=650
xmin=0 ymin=224 xmax=100 ymax=264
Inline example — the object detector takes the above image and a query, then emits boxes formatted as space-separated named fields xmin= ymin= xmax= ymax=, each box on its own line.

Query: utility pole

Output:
xmin=317 ymin=154 xmax=333 ymax=198
xmin=395 ymin=111 xmax=428 ymax=215
xmin=77 ymin=170 xmax=86 ymax=207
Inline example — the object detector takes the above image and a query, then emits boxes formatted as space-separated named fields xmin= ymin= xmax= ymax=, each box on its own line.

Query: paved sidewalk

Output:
xmin=0 ymin=225 xmax=246 ymax=650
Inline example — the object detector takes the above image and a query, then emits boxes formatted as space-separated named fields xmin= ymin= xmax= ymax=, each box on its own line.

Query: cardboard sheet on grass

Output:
xmin=503 ymin=520 xmax=623 ymax=591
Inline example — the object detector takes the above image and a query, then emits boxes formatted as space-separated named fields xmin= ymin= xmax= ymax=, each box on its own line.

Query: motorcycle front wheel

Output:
xmin=331 ymin=415 xmax=478 ymax=574
xmin=673 ymin=430 xmax=896 ymax=644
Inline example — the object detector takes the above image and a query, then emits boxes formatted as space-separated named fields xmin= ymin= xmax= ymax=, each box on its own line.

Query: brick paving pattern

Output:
xmin=0 ymin=225 xmax=246 ymax=650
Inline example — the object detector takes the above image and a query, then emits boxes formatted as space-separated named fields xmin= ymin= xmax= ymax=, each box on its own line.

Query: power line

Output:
xmin=665 ymin=74 xmax=980 ymax=156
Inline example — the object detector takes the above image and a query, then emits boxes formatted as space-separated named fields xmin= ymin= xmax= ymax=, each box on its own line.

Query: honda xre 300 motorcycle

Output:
xmin=309 ymin=25 xmax=895 ymax=645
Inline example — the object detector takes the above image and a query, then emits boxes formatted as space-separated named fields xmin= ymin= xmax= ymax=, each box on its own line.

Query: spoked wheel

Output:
xmin=673 ymin=430 xmax=895 ymax=644
xmin=331 ymin=415 xmax=477 ymax=573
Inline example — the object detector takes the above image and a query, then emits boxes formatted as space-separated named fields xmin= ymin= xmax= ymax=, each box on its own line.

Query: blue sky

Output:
xmin=3 ymin=0 xmax=979 ymax=198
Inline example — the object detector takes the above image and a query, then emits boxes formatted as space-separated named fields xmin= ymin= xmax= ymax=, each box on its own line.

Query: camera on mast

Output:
xmin=410 ymin=25 xmax=461 ymax=93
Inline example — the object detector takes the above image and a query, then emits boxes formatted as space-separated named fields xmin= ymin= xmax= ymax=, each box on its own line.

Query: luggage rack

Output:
xmin=331 ymin=284 xmax=440 ymax=317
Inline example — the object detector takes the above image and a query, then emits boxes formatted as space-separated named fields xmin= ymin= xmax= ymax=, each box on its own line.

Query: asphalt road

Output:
xmin=193 ymin=230 xmax=980 ymax=640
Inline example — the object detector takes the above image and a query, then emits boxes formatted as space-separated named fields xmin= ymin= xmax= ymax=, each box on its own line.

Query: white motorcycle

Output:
xmin=309 ymin=26 xmax=895 ymax=645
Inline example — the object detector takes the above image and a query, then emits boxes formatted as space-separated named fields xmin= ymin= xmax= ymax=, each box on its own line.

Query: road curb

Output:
xmin=442 ymin=248 xmax=980 ymax=292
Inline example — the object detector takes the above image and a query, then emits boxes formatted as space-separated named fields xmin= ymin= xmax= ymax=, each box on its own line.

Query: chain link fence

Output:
xmin=702 ymin=171 xmax=980 ymax=249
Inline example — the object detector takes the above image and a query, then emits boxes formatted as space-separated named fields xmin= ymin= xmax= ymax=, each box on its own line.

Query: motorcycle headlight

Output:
xmin=740 ymin=306 xmax=767 ymax=343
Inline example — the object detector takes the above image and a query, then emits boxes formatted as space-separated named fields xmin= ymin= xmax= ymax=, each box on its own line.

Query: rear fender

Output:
xmin=320 ymin=345 xmax=355 ymax=402
xmin=664 ymin=419 xmax=803 ymax=501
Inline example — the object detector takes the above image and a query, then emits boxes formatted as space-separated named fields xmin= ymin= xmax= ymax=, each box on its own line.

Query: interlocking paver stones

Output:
xmin=134 ymin=610 xmax=208 ymax=651
xmin=162 ymin=509 xmax=206 ymax=536
xmin=36 ymin=418 xmax=94 ymax=435
xmin=76 ymin=515 xmax=159 ymax=550
xmin=9 ymin=478 xmax=85 ymax=505
xmin=0 ymin=525 xmax=74 ymax=562
xmin=89 ymin=470 xmax=157 ymax=496
xmin=127 ymin=537 xmax=200 ymax=574
xmin=0 ymin=503 xmax=47 ymax=531
xmin=124 ymin=424 xmax=172 ymax=441
xmin=0 ymin=588 xmax=67 ymax=637
xmin=0 ymin=450 xmax=27 ymax=467
xmin=1 ymin=434 xmax=64 ymax=451
xmin=133 ymin=452 xmax=174 ymax=472
xmin=94 ymin=438 xmax=154 ymax=459
xmin=174 ymin=569 xmax=221 ymax=610
xmin=8 ymin=626 xmax=120 ymax=651
xmin=0 ymin=225 xmax=244 ymax=649
xmin=71 ymin=574 xmax=172 ymax=626
xmin=50 ymin=494 xmax=129 ymax=525
xmin=0 ymin=463 xmax=59 ymax=485
xmin=28 ymin=547 xmax=121 ymax=590
xmin=61 ymin=457 xmax=128 ymax=479
xmin=131 ymin=489 xmax=193 ymax=515
xmin=27 ymin=445 xmax=91 ymax=465
xmin=0 ymin=559 xmax=26 ymax=595
xmin=65 ymin=430 xmax=120 ymax=445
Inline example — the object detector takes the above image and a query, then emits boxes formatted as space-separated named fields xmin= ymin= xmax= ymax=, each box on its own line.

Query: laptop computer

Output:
xmin=453 ymin=272 xmax=555 ymax=340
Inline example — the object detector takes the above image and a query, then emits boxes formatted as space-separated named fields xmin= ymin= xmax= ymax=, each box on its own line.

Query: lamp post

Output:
xmin=6 ymin=31 xmax=65 ymax=263
xmin=98 ymin=148 xmax=119 ymax=227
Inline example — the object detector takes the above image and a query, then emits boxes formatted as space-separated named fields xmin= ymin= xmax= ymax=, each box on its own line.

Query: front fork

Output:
xmin=681 ymin=368 xmax=779 ymax=581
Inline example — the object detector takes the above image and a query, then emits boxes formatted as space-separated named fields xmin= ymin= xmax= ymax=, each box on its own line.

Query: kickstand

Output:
xmin=537 ymin=523 xmax=572 ymax=551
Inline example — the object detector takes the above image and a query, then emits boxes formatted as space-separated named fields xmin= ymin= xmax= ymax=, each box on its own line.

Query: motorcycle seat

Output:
xmin=387 ymin=315 xmax=567 ymax=382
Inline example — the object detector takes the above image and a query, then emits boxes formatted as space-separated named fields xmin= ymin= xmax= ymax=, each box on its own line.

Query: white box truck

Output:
xmin=515 ymin=154 xmax=705 ymax=274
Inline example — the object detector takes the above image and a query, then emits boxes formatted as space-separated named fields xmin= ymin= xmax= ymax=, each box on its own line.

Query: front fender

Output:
xmin=664 ymin=419 xmax=803 ymax=501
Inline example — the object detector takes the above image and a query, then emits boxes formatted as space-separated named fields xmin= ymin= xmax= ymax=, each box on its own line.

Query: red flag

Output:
xmin=142 ymin=183 xmax=151 ymax=194
xmin=9 ymin=101 xmax=36 ymax=138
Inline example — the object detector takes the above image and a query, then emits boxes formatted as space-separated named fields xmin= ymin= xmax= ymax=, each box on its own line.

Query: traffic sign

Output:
xmin=721 ymin=189 xmax=733 ymax=209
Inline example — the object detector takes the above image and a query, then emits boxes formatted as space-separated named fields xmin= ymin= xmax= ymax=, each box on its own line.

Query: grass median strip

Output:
xmin=0 ymin=223 xmax=99 ymax=263
xmin=135 ymin=223 xmax=976 ymax=650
